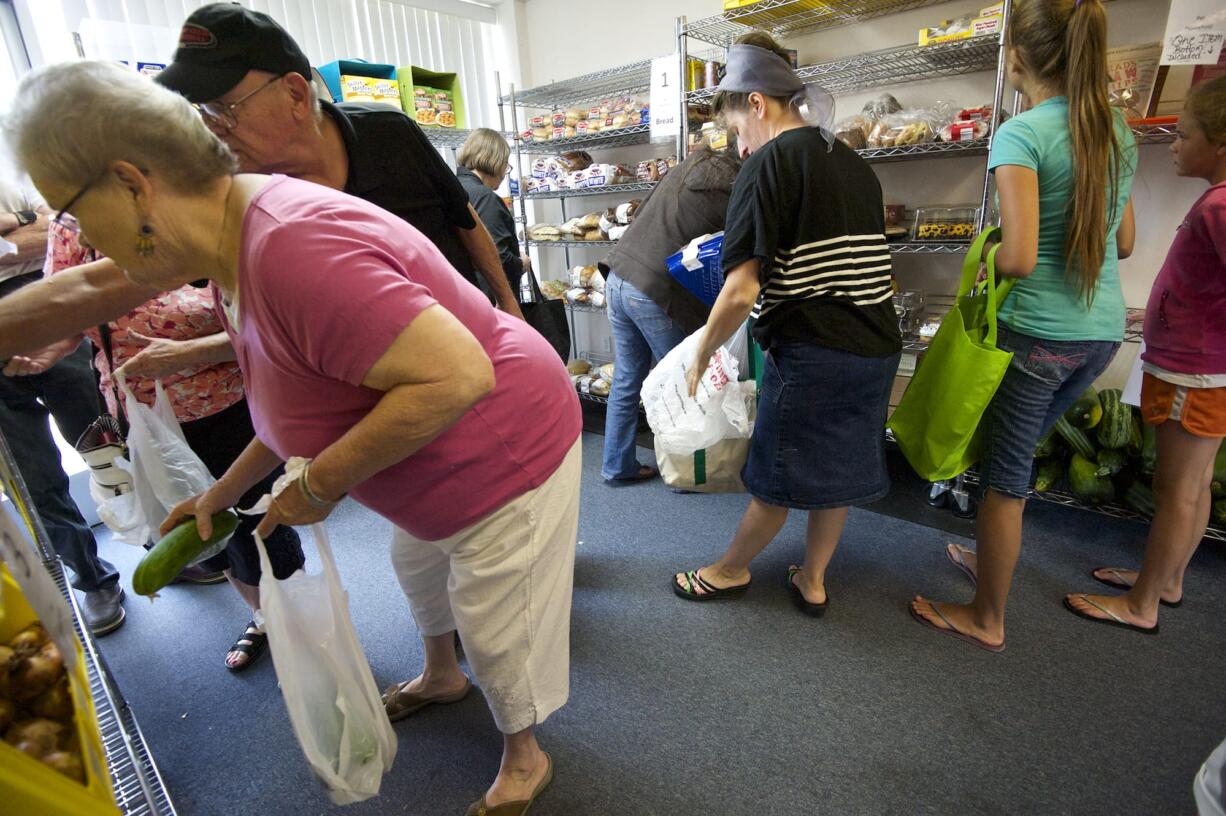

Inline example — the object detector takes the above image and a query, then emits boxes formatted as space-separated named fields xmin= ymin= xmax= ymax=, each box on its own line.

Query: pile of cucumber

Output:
xmin=1034 ymin=387 xmax=1226 ymax=526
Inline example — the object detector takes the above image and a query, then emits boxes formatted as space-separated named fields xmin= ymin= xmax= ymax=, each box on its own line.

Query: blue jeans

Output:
xmin=602 ymin=273 xmax=686 ymax=480
xmin=979 ymin=323 xmax=1120 ymax=498
xmin=0 ymin=278 xmax=117 ymax=592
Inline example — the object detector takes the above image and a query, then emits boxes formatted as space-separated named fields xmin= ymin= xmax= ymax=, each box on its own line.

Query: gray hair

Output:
xmin=456 ymin=128 xmax=510 ymax=178
xmin=3 ymin=60 xmax=236 ymax=193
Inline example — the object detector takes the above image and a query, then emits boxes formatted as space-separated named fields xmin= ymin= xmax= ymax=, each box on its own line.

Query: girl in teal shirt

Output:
xmin=911 ymin=0 xmax=1137 ymax=652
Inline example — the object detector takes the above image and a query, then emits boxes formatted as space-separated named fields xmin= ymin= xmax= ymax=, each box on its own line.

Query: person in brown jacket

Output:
xmin=599 ymin=144 xmax=741 ymax=482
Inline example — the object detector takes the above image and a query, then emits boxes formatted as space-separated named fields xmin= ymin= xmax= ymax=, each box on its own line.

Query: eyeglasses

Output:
xmin=195 ymin=74 xmax=283 ymax=132
xmin=53 ymin=174 xmax=103 ymax=226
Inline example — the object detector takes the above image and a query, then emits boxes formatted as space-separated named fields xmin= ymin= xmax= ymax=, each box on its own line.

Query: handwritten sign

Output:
xmin=1161 ymin=0 xmax=1226 ymax=65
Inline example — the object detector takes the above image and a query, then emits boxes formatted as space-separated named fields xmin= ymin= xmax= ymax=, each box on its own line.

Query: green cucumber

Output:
xmin=1034 ymin=457 xmax=1064 ymax=493
xmin=1095 ymin=389 xmax=1132 ymax=449
xmin=1064 ymin=387 xmax=1103 ymax=430
xmin=1035 ymin=427 xmax=1059 ymax=459
xmin=1054 ymin=416 xmax=1096 ymax=461
xmin=133 ymin=511 xmax=239 ymax=597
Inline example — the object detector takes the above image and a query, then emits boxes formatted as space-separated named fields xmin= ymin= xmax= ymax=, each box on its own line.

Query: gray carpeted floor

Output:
xmin=91 ymin=433 xmax=1225 ymax=815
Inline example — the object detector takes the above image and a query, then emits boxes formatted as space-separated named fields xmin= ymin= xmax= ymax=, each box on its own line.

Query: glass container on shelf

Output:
xmin=912 ymin=205 xmax=979 ymax=242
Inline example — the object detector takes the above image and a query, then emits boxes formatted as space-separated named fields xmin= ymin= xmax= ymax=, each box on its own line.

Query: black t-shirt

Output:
xmin=721 ymin=128 xmax=901 ymax=356
xmin=324 ymin=101 xmax=478 ymax=285
xmin=457 ymin=166 xmax=522 ymax=292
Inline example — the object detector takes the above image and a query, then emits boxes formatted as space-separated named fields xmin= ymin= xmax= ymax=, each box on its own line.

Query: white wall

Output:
xmin=514 ymin=0 xmax=1193 ymax=386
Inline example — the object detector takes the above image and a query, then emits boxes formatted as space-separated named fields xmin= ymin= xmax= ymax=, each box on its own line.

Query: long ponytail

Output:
xmin=1064 ymin=0 xmax=1120 ymax=304
xmin=1008 ymin=0 xmax=1124 ymax=305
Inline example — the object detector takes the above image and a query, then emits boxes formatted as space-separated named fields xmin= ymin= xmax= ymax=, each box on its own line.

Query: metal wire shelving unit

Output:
xmin=0 ymin=430 xmax=176 ymax=816
xmin=859 ymin=138 xmax=991 ymax=163
xmin=499 ymin=59 xmax=654 ymax=111
xmin=888 ymin=241 xmax=972 ymax=254
xmin=525 ymin=181 xmax=658 ymax=200
xmin=1132 ymin=122 xmax=1178 ymax=146
xmin=683 ymin=0 xmax=949 ymax=47
xmin=686 ymin=33 xmax=1000 ymax=102
xmin=516 ymin=124 xmax=654 ymax=153
xmin=959 ymin=470 xmax=1226 ymax=543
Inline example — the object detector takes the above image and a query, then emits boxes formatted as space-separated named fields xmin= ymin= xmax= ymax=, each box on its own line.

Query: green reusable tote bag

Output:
xmin=887 ymin=227 xmax=1015 ymax=481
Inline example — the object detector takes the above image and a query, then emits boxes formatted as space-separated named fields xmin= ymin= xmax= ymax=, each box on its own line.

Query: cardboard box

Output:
xmin=918 ymin=8 xmax=1002 ymax=47
xmin=398 ymin=66 xmax=466 ymax=129
xmin=316 ymin=59 xmax=397 ymax=103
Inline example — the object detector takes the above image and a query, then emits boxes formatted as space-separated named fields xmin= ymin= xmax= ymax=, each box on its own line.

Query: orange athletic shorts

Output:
xmin=1140 ymin=373 xmax=1226 ymax=438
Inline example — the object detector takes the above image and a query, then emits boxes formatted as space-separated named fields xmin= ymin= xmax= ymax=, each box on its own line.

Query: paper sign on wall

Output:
xmin=650 ymin=55 xmax=681 ymax=142
xmin=1160 ymin=0 xmax=1226 ymax=65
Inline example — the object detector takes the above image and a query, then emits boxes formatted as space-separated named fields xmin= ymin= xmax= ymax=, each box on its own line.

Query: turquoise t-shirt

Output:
xmin=987 ymin=96 xmax=1137 ymax=341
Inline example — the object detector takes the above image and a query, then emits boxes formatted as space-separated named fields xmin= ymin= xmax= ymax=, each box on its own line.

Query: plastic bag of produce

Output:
xmin=118 ymin=379 xmax=219 ymax=554
xmin=252 ymin=465 xmax=395 ymax=805
xmin=642 ymin=325 xmax=755 ymax=457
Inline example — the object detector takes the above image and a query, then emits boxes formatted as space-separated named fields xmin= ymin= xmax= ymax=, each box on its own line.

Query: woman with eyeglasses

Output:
xmin=7 ymin=206 xmax=307 ymax=674
xmin=456 ymin=128 xmax=528 ymax=296
xmin=6 ymin=60 xmax=581 ymax=815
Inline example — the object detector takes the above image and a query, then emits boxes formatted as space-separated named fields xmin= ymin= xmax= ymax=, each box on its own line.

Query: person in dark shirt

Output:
xmin=0 ymin=2 xmax=523 ymax=355
xmin=600 ymin=145 xmax=741 ymax=482
xmin=671 ymin=34 xmax=901 ymax=616
xmin=456 ymin=128 xmax=525 ymax=294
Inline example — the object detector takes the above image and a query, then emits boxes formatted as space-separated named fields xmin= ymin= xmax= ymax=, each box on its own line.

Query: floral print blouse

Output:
xmin=45 ymin=218 xmax=245 ymax=424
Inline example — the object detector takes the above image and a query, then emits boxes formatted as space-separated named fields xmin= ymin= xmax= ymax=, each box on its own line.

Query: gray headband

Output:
xmin=716 ymin=43 xmax=835 ymax=149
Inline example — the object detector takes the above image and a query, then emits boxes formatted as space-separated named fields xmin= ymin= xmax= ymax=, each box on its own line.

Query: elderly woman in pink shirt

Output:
xmin=7 ymin=61 xmax=581 ymax=816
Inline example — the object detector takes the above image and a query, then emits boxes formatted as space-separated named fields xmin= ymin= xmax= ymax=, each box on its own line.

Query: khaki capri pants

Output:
xmin=390 ymin=439 xmax=581 ymax=734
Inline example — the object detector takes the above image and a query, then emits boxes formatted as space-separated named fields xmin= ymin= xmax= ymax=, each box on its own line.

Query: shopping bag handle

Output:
xmin=959 ymin=228 xmax=1015 ymax=348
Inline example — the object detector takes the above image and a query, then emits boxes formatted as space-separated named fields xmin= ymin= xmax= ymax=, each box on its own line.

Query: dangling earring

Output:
xmin=136 ymin=224 xmax=155 ymax=257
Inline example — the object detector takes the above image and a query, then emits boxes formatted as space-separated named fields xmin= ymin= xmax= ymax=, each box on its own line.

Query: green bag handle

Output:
xmin=958 ymin=227 xmax=1015 ymax=348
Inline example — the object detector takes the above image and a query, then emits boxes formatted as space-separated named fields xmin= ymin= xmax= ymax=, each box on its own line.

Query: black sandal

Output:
xmin=226 ymin=621 xmax=268 ymax=673
xmin=671 ymin=569 xmax=750 ymax=601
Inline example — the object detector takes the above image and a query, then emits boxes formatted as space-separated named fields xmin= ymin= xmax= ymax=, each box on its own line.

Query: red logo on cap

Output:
xmin=179 ymin=23 xmax=216 ymax=48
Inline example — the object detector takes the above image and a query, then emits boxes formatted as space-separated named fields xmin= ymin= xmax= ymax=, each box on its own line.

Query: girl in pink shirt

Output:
xmin=1066 ymin=75 xmax=1226 ymax=633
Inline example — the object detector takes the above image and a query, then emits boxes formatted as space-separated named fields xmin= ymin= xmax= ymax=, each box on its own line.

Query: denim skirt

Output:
xmin=743 ymin=342 xmax=901 ymax=510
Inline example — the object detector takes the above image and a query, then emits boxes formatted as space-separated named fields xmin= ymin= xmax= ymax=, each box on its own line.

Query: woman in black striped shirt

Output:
xmin=672 ymin=33 xmax=901 ymax=615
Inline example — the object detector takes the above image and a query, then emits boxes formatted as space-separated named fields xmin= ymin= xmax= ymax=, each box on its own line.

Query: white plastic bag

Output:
xmin=641 ymin=325 xmax=755 ymax=456
xmin=121 ymin=379 xmax=226 ymax=559
xmin=88 ymin=476 xmax=146 ymax=546
xmin=255 ymin=517 xmax=397 ymax=805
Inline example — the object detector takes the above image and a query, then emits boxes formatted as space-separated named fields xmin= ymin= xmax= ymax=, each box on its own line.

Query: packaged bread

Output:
xmin=577 ymin=212 xmax=602 ymax=230
xmin=615 ymin=200 xmax=641 ymax=224
xmin=528 ymin=224 xmax=562 ymax=241
xmin=567 ymin=359 xmax=592 ymax=376
xmin=862 ymin=93 xmax=903 ymax=121
xmin=607 ymin=224 xmax=629 ymax=241
xmin=560 ymin=151 xmax=594 ymax=171
xmin=565 ymin=108 xmax=584 ymax=126
xmin=598 ymin=362 xmax=615 ymax=383
xmin=589 ymin=291 xmax=607 ymax=308
xmin=540 ymin=279 xmax=570 ymax=300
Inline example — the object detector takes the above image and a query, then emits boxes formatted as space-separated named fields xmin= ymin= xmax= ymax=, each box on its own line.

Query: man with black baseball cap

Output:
xmin=0 ymin=1 xmax=521 ymax=338
xmin=155 ymin=2 xmax=522 ymax=319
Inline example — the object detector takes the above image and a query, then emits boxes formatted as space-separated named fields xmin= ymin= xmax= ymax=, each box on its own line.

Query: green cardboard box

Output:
xmin=398 ymin=65 xmax=465 ymax=129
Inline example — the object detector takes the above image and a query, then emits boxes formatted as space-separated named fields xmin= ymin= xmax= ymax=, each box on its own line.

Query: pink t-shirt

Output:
xmin=222 ymin=176 xmax=581 ymax=540
xmin=1142 ymin=181 xmax=1226 ymax=375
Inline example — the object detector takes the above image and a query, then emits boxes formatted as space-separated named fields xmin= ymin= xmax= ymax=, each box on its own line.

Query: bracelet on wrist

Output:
xmin=298 ymin=460 xmax=344 ymax=508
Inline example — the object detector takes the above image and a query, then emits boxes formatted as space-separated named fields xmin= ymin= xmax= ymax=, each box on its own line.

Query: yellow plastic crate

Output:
xmin=0 ymin=565 xmax=119 ymax=816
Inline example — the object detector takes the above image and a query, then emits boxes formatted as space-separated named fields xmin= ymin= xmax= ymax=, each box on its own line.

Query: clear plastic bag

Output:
xmin=255 ymin=522 xmax=397 ymax=805
xmin=641 ymin=326 xmax=755 ymax=456
xmin=121 ymin=380 xmax=227 ymax=560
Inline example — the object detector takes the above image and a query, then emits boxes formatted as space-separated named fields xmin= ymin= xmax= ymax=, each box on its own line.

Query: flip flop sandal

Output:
xmin=226 ymin=621 xmax=268 ymax=673
xmin=465 ymin=752 xmax=553 ymax=816
xmin=382 ymin=677 xmax=473 ymax=722
xmin=946 ymin=544 xmax=978 ymax=588
xmin=786 ymin=566 xmax=828 ymax=617
xmin=1063 ymin=594 xmax=1159 ymax=635
xmin=671 ymin=569 xmax=750 ymax=602
xmin=909 ymin=600 xmax=1005 ymax=653
xmin=1091 ymin=568 xmax=1182 ymax=608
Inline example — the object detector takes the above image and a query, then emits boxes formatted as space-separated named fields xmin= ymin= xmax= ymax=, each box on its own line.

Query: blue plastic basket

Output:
xmin=666 ymin=232 xmax=725 ymax=307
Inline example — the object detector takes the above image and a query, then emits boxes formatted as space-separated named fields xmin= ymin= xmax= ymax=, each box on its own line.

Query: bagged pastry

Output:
xmin=560 ymin=151 xmax=594 ymax=171
xmin=577 ymin=212 xmax=602 ymax=230
xmin=528 ymin=224 xmax=561 ymax=241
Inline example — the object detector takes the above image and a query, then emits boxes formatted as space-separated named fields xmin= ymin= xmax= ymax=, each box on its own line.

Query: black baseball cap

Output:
xmin=155 ymin=3 xmax=311 ymax=103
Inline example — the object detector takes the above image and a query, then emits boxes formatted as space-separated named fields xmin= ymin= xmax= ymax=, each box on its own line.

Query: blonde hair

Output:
xmin=456 ymin=128 xmax=511 ymax=177
xmin=3 ymin=60 xmax=236 ymax=193
xmin=1186 ymin=75 xmax=1226 ymax=143
xmin=1008 ymin=0 xmax=1125 ymax=305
